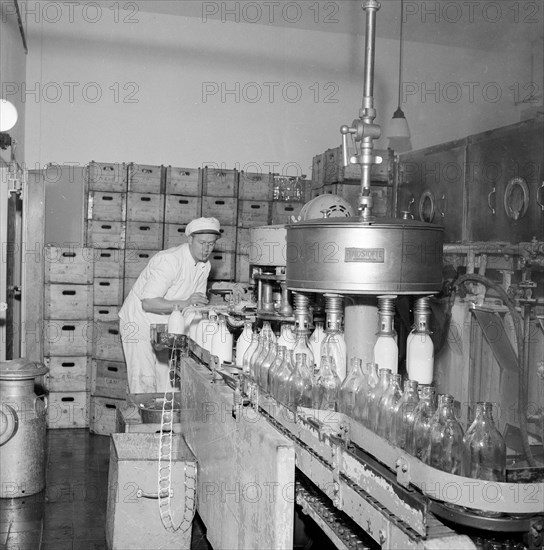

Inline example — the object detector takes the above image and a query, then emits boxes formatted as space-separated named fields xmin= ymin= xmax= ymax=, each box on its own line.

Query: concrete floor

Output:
xmin=0 ymin=429 xmax=212 ymax=550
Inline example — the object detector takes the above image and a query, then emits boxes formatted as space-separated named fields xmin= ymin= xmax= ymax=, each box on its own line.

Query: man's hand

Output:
xmin=188 ymin=292 xmax=208 ymax=306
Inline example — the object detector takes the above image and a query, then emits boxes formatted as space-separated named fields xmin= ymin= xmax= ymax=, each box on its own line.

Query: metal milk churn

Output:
xmin=0 ymin=359 xmax=49 ymax=498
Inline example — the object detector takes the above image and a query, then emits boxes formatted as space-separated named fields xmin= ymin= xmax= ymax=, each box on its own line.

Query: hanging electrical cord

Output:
xmin=453 ymin=273 xmax=536 ymax=467
xmin=157 ymin=340 xmax=197 ymax=533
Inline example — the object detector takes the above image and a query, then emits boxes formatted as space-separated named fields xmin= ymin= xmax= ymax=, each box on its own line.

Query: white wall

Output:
xmin=23 ymin=7 xmax=532 ymax=172
xmin=0 ymin=1 xmax=27 ymax=163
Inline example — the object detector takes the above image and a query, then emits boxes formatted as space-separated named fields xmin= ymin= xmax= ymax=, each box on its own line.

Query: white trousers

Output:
xmin=119 ymin=320 xmax=174 ymax=394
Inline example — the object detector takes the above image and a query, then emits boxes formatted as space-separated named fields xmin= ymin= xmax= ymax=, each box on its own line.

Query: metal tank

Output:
xmin=0 ymin=359 xmax=49 ymax=498
xmin=285 ymin=216 xmax=444 ymax=294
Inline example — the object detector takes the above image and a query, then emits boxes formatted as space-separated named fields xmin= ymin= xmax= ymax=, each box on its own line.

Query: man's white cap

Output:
xmin=185 ymin=217 xmax=221 ymax=237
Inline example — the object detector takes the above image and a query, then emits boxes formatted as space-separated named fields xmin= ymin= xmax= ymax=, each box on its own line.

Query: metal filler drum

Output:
xmin=0 ymin=359 xmax=49 ymax=498
xmin=285 ymin=217 xmax=444 ymax=294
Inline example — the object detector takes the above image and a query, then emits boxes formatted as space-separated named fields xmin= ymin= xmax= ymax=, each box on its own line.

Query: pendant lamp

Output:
xmin=387 ymin=0 xmax=411 ymax=143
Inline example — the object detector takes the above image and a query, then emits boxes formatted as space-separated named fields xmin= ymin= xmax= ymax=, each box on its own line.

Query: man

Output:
xmin=119 ymin=217 xmax=221 ymax=393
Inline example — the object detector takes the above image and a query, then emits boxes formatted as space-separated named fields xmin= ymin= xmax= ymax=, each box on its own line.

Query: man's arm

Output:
xmin=141 ymin=293 xmax=208 ymax=314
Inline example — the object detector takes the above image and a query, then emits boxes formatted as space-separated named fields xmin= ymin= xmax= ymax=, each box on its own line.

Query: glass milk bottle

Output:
xmin=168 ymin=304 xmax=185 ymax=335
xmin=367 ymin=368 xmax=391 ymax=431
xmin=373 ymin=296 xmax=398 ymax=374
xmin=410 ymin=385 xmax=437 ymax=460
xmin=314 ymin=355 xmax=341 ymax=412
xmin=393 ymin=379 xmax=419 ymax=449
xmin=338 ymin=358 xmax=365 ymax=418
xmin=429 ymin=394 xmax=464 ymax=475
xmin=288 ymin=353 xmax=314 ymax=408
xmin=376 ymin=373 xmax=403 ymax=439
xmin=309 ymin=322 xmax=325 ymax=367
xmin=235 ymin=321 xmax=253 ymax=368
xmin=211 ymin=317 xmax=233 ymax=365
xmin=463 ymin=402 xmax=506 ymax=482
xmin=406 ymin=297 xmax=434 ymax=385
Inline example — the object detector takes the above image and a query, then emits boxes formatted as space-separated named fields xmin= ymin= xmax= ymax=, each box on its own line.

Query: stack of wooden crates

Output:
xmin=44 ymin=246 xmax=94 ymax=429
xmin=311 ymin=146 xmax=395 ymax=217
xmin=44 ymin=162 xmax=310 ymax=433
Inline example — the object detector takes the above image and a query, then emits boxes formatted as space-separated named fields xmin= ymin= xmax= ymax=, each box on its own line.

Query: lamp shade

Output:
xmin=387 ymin=107 xmax=410 ymax=139
xmin=0 ymin=100 xmax=18 ymax=132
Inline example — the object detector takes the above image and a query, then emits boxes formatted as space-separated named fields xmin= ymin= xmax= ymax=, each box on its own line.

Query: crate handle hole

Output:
xmin=102 ymin=196 xmax=113 ymax=201
xmin=62 ymin=252 xmax=76 ymax=258
xmin=62 ymin=290 xmax=76 ymax=295
xmin=61 ymin=397 xmax=75 ymax=402
xmin=141 ymin=197 xmax=151 ymax=202
xmin=61 ymin=363 xmax=75 ymax=368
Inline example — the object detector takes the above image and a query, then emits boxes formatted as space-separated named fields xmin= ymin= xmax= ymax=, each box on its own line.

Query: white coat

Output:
xmin=119 ymin=243 xmax=210 ymax=393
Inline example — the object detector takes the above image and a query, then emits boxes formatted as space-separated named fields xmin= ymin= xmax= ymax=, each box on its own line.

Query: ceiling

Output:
xmin=130 ymin=0 xmax=544 ymax=51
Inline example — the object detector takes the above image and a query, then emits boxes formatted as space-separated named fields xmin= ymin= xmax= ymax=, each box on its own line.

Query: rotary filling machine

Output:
xmin=170 ymin=1 xmax=544 ymax=548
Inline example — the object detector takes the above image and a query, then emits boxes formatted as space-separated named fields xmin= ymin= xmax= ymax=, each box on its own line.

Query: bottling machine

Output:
xmin=164 ymin=2 xmax=544 ymax=548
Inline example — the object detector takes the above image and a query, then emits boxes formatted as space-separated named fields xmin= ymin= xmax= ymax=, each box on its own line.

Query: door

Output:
xmin=0 ymin=165 xmax=23 ymax=360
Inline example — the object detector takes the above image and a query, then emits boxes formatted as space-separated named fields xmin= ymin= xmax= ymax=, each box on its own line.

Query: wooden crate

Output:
xmin=322 ymin=146 xmax=392 ymax=184
xmin=45 ymin=356 xmax=90 ymax=392
xmin=270 ymin=201 xmax=303 ymax=225
xmin=44 ymin=284 xmax=93 ymax=320
xmin=44 ymin=246 xmax=93 ymax=284
xmin=238 ymin=171 xmax=273 ymax=200
xmin=91 ymin=359 xmax=127 ymax=399
xmin=235 ymin=253 xmax=251 ymax=283
xmin=43 ymin=320 xmax=94 ymax=356
xmin=124 ymin=249 xmax=157 ymax=279
xmin=85 ymin=220 xmax=125 ymax=249
xmin=125 ymin=222 xmax=163 ymax=250
xmin=202 ymin=167 xmax=237 ymax=196
xmin=163 ymin=224 xmax=188 ymax=249
xmin=92 ymin=249 xmax=125 ymax=278
xmin=90 ymin=396 xmax=125 ymax=435
xmin=93 ymin=321 xmax=125 ymax=362
xmin=238 ymin=200 xmax=270 ymax=227
xmin=126 ymin=192 xmax=165 ymax=222
xmin=165 ymin=166 xmax=201 ymax=196
xmin=127 ymin=163 xmax=164 ymax=193
xmin=47 ymin=391 xmax=89 ymax=429
xmin=215 ymin=225 xmax=236 ymax=252
xmin=94 ymin=278 xmax=124 ymax=306
xmin=85 ymin=162 xmax=127 ymax=192
xmin=201 ymin=196 xmax=238 ymax=225
xmin=236 ymin=228 xmax=250 ymax=255
xmin=312 ymin=153 xmax=325 ymax=187
xmin=94 ymin=305 xmax=120 ymax=323
xmin=164 ymin=195 xmax=202 ymax=223
xmin=209 ymin=251 xmax=235 ymax=281
xmin=86 ymin=191 xmax=126 ymax=221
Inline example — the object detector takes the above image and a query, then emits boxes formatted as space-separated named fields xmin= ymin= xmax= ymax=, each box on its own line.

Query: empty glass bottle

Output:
xmin=313 ymin=355 xmax=340 ymax=411
xmin=293 ymin=329 xmax=315 ymax=375
xmin=277 ymin=323 xmax=296 ymax=350
xmin=410 ymin=385 xmax=437 ymax=460
xmin=261 ymin=321 xmax=276 ymax=342
xmin=338 ymin=358 xmax=365 ymax=418
xmin=321 ymin=328 xmax=347 ymax=383
xmin=366 ymin=368 xmax=391 ymax=431
xmin=276 ymin=349 xmax=295 ymax=406
xmin=356 ymin=362 xmax=378 ymax=424
xmin=288 ymin=353 xmax=314 ymax=408
xmin=309 ymin=321 xmax=325 ymax=364
xmin=235 ymin=321 xmax=254 ymax=368
xmin=376 ymin=373 xmax=403 ymax=439
xmin=242 ymin=333 xmax=259 ymax=395
xmin=259 ymin=342 xmax=278 ymax=393
xmin=268 ymin=345 xmax=286 ymax=400
xmin=463 ymin=402 xmax=506 ymax=482
xmin=393 ymin=379 xmax=419 ymax=449
xmin=429 ymin=394 xmax=464 ymax=475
